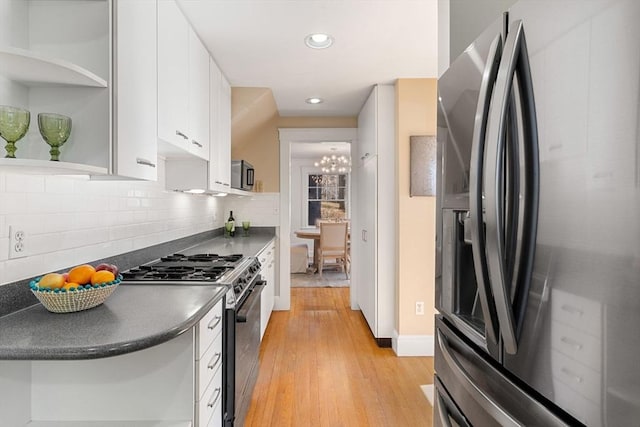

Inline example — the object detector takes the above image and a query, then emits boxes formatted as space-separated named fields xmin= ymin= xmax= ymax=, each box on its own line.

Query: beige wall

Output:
xmin=395 ymin=78 xmax=438 ymax=336
xmin=231 ymin=88 xmax=280 ymax=193
xmin=231 ymin=87 xmax=357 ymax=192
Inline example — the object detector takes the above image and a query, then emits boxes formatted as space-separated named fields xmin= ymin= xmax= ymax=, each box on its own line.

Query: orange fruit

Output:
xmin=39 ymin=273 xmax=65 ymax=289
xmin=90 ymin=270 xmax=115 ymax=285
xmin=67 ymin=264 xmax=96 ymax=285
xmin=62 ymin=282 xmax=79 ymax=291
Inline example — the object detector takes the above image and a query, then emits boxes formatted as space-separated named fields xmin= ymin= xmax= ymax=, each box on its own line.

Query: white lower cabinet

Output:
xmin=199 ymin=366 xmax=223 ymax=427
xmin=196 ymin=300 xmax=224 ymax=427
xmin=0 ymin=299 xmax=225 ymax=427
xmin=259 ymin=239 xmax=277 ymax=340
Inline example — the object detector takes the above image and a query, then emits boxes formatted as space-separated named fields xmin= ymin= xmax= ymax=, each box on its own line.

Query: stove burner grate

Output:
xmin=159 ymin=253 xmax=244 ymax=263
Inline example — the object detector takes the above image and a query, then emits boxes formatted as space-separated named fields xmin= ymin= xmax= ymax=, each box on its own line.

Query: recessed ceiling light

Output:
xmin=305 ymin=33 xmax=334 ymax=49
xmin=305 ymin=97 xmax=323 ymax=105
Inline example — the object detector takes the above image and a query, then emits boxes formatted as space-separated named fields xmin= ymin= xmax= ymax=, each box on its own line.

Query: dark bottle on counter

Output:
xmin=228 ymin=211 xmax=236 ymax=236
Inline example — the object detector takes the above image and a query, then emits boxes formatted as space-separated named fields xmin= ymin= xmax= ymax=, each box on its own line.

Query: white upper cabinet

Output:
xmin=112 ymin=0 xmax=158 ymax=180
xmin=188 ymin=28 xmax=210 ymax=159
xmin=169 ymin=56 xmax=232 ymax=194
xmin=218 ymin=74 xmax=232 ymax=187
xmin=157 ymin=0 xmax=209 ymax=161
xmin=157 ymin=0 xmax=190 ymax=155
xmin=208 ymin=57 xmax=232 ymax=191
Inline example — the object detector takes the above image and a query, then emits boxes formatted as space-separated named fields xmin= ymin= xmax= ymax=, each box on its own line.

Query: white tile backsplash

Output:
xmin=225 ymin=193 xmax=280 ymax=227
xmin=0 ymin=158 xmax=224 ymax=286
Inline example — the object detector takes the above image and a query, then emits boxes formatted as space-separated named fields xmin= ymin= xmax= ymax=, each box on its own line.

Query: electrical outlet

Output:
xmin=9 ymin=225 xmax=27 ymax=259
xmin=415 ymin=301 xmax=425 ymax=316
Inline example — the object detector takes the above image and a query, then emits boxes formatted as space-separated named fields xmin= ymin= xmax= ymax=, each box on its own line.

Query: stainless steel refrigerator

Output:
xmin=435 ymin=0 xmax=640 ymax=425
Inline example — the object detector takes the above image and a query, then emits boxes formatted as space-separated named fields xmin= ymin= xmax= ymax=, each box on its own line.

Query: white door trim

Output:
xmin=276 ymin=128 xmax=358 ymax=311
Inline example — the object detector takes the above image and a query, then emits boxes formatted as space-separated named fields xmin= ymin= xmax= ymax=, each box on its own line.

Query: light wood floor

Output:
xmin=245 ymin=287 xmax=434 ymax=427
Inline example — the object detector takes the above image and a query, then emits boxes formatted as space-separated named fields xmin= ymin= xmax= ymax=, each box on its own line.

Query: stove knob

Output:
xmin=234 ymin=284 xmax=243 ymax=293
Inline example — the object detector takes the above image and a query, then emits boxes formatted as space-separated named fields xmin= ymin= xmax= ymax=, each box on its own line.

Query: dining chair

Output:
xmin=318 ymin=221 xmax=349 ymax=279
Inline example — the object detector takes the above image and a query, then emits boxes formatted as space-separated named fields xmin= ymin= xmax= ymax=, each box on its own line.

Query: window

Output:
xmin=307 ymin=174 xmax=348 ymax=226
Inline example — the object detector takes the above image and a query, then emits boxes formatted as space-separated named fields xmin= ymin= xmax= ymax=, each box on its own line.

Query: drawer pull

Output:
xmin=561 ymin=367 xmax=583 ymax=383
xmin=207 ymin=387 xmax=222 ymax=408
xmin=208 ymin=315 xmax=222 ymax=330
xmin=207 ymin=352 xmax=222 ymax=370
xmin=561 ymin=304 xmax=583 ymax=316
xmin=191 ymin=140 xmax=203 ymax=148
xmin=560 ymin=336 xmax=583 ymax=350
xmin=176 ymin=130 xmax=188 ymax=140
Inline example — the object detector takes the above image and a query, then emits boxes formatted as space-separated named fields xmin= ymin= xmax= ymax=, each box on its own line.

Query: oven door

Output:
xmin=232 ymin=279 xmax=264 ymax=426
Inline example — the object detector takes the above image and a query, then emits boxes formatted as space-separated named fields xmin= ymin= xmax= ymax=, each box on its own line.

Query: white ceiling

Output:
xmin=178 ymin=0 xmax=440 ymax=117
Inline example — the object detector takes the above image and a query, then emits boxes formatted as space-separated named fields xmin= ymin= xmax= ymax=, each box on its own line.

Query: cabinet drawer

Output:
xmin=198 ymin=366 xmax=223 ymax=427
xmin=551 ymin=289 xmax=601 ymax=335
xmin=258 ymin=242 xmax=275 ymax=265
xmin=551 ymin=320 xmax=601 ymax=371
xmin=551 ymin=349 xmax=601 ymax=403
xmin=198 ymin=332 xmax=223 ymax=401
xmin=197 ymin=301 xmax=223 ymax=359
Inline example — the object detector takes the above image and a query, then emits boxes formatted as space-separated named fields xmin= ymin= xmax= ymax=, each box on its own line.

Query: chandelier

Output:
xmin=314 ymin=154 xmax=351 ymax=174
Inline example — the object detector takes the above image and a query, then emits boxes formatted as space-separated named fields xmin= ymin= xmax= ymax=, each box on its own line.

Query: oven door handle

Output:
xmin=236 ymin=280 xmax=265 ymax=323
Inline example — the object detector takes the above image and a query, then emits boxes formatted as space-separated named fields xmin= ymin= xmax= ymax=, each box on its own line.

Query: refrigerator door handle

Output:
xmin=468 ymin=33 xmax=503 ymax=345
xmin=436 ymin=330 xmax=522 ymax=427
xmin=508 ymin=21 xmax=540 ymax=343
xmin=484 ymin=20 xmax=539 ymax=355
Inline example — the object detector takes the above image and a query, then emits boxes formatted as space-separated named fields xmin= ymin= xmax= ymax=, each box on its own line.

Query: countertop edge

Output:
xmin=0 ymin=286 xmax=227 ymax=361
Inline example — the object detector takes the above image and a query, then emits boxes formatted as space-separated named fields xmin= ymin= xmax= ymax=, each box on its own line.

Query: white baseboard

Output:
xmin=392 ymin=330 xmax=434 ymax=356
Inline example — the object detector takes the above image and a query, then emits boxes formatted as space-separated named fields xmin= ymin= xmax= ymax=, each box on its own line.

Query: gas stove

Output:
xmin=121 ymin=253 xmax=243 ymax=282
xmin=120 ymin=253 xmax=262 ymax=308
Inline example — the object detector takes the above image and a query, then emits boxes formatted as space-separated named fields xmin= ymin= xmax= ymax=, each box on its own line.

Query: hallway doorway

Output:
xmin=277 ymin=128 xmax=358 ymax=310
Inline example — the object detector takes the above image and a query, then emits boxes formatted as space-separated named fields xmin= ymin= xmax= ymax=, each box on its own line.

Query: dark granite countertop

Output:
xmin=0 ymin=228 xmax=277 ymax=360
xmin=179 ymin=233 xmax=276 ymax=257
xmin=0 ymin=285 xmax=227 ymax=360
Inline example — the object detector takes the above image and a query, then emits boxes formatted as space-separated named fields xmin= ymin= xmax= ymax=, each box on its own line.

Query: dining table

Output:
xmin=294 ymin=228 xmax=322 ymax=272
xmin=294 ymin=226 xmax=350 ymax=273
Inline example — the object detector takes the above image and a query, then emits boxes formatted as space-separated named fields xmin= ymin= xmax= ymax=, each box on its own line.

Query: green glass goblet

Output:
xmin=0 ymin=106 xmax=30 ymax=158
xmin=37 ymin=113 xmax=72 ymax=161
xmin=225 ymin=221 xmax=233 ymax=238
xmin=242 ymin=221 xmax=250 ymax=237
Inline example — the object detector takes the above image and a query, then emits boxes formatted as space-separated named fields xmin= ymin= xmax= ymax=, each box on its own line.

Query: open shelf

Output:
xmin=0 ymin=158 xmax=108 ymax=176
xmin=0 ymin=47 xmax=107 ymax=88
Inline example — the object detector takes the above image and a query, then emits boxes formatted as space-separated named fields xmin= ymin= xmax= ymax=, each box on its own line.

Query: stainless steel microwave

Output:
xmin=231 ymin=160 xmax=254 ymax=191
